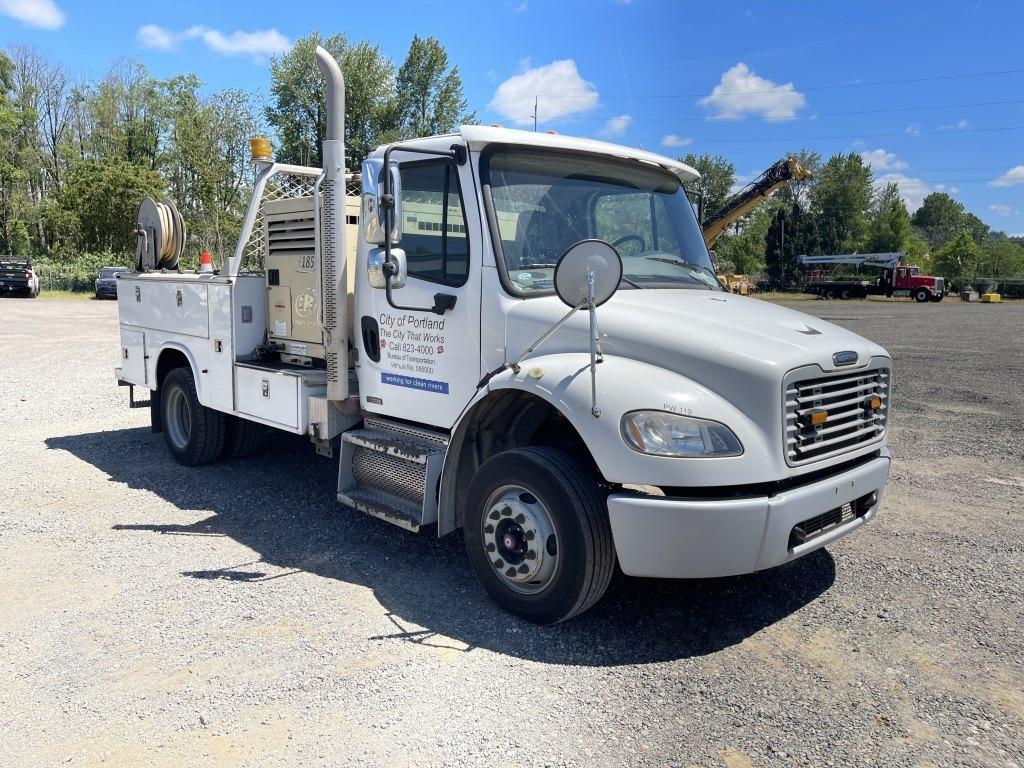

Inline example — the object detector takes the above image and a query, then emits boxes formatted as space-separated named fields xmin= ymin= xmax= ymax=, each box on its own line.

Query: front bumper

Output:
xmin=607 ymin=455 xmax=890 ymax=578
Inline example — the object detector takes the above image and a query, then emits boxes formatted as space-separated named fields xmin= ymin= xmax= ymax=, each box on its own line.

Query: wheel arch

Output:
xmin=438 ymin=388 xmax=599 ymax=537
xmin=153 ymin=343 xmax=203 ymax=400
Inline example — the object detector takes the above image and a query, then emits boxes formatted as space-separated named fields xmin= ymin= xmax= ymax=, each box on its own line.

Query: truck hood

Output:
xmin=505 ymin=289 xmax=888 ymax=424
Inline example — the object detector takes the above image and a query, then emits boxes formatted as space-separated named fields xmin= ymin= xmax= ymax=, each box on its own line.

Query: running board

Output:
xmin=336 ymin=417 xmax=448 ymax=532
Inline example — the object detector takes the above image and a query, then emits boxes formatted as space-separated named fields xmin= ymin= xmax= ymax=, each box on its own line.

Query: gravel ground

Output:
xmin=1 ymin=296 xmax=1022 ymax=768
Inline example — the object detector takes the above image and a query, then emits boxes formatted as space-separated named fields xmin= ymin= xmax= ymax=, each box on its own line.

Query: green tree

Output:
xmin=810 ymin=152 xmax=873 ymax=254
xmin=395 ymin=35 xmax=473 ymax=139
xmin=682 ymin=152 xmax=735 ymax=221
xmin=714 ymin=201 xmax=778 ymax=276
xmin=59 ymin=159 xmax=163 ymax=252
xmin=778 ymin=148 xmax=821 ymax=209
xmin=932 ymin=231 xmax=980 ymax=282
xmin=765 ymin=203 xmax=816 ymax=288
xmin=978 ymin=236 xmax=1024 ymax=277
xmin=266 ymin=32 xmax=397 ymax=169
xmin=867 ymin=182 xmax=912 ymax=252
xmin=911 ymin=192 xmax=966 ymax=249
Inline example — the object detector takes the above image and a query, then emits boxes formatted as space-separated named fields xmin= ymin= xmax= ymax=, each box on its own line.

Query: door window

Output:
xmin=399 ymin=161 xmax=469 ymax=286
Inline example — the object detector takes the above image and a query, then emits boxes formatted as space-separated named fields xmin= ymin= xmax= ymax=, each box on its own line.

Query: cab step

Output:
xmin=336 ymin=418 xmax=448 ymax=532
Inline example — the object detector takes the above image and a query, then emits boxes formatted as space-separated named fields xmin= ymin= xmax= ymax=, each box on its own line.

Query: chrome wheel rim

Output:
xmin=164 ymin=387 xmax=191 ymax=450
xmin=482 ymin=484 xmax=558 ymax=595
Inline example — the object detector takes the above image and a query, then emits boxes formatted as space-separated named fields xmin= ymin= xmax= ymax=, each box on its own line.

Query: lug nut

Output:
xmin=488 ymin=510 xmax=500 ymax=521
xmin=526 ymin=550 xmax=536 ymax=560
xmin=501 ymin=506 xmax=512 ymax=517
xmin=515 ymin=513 xmax=526 ymax=524
xmin=505 ymin=567 xmax=517 ymax=577
xmin=486 ymin=543 xmax=495 ymax=552
xmin=518 ymin=564 xmax=529 ymax=574
xmin=493 ymin=559 xmax=504 ymax=569
xmin=484 ymin=524 xmax=494 ymax=533
xmin=525 ymin=530 xmax=535 ymax=541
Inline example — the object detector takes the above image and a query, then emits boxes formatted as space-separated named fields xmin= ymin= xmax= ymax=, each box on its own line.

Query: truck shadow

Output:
xmin=47 ymin=427 xmax=835 ymax=666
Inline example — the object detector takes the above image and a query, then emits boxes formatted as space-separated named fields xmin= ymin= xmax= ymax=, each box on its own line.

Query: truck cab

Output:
xmin=886 ymin=265 xmax=945 ymax=302
xmin=112 ymin=47 xmax=891 ymax=624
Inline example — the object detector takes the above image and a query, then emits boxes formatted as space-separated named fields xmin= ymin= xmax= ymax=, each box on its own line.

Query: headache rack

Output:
xmin=784 ymin=361 xmax=889 ymax=466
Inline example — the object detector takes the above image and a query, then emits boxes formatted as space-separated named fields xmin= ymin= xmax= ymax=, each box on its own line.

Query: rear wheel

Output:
xmin=161 ymin=367 xmax=225 ymax=466
xmin=930 ymin=293 xmax=944 ymax=302
xmin=914 ymin=287 xmax=930 ymax=303
xmin=463 ymin=447 xmax=615 ymax=624
xmin=840 ymin=288 xmax=851 ymax=300
xmin=221 ymin=415 xmax=265 ymax=459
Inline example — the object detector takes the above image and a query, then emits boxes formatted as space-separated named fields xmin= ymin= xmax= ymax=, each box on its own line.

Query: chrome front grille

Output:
xmin=785 ymin=364 xmax=889 ymax=465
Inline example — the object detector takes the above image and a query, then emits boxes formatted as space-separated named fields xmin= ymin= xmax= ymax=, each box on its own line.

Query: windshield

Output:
xmin=100 ymin=268 xmax=120 ymax=278
xmin=484 ymin=148 xmax=720 ymax=295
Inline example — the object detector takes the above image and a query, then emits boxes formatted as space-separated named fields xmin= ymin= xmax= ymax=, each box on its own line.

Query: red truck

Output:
xmin=801 ymin=253 xmax=945 ymax=302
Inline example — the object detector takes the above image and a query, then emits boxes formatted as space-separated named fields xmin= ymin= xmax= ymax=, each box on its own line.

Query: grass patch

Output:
xmin=752 ymin=292 xmax=817 ymax=303
xmin=38 ymin=289 xmax=96 ymax=301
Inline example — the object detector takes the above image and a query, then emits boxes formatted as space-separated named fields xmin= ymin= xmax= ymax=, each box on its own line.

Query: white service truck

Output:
xmin=113 ymin=48 xmax=892 ymax=624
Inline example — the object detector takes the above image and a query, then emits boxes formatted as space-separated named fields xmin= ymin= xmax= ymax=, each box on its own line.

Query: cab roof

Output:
xmin=371 ymin=125 xmax=701 ymax=184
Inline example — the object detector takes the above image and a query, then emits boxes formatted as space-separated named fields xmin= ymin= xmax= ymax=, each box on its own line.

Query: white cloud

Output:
xmin=939 ymin=118 xmax=970 ymax=131
xmin=0 ymin=0 xmax=65 ymax=29
xmin=661 ymin=134 xmax=693 ymax=148
xmin=137 ymin=24 xmax=176 ymax=51
xmin=600 ymin=114 xmax=632 ymax=137
xmin=136 ymin=24 xmax=290 ymax=60
xmin=513 ymin=1 xmax=528 ymax=12
xmin=988 ymin=204 xmax=1017 ymax=217
xmin=905 ymin=122 xmax=923 ymax=136
xmin=876 ymin=172 xmax=955 ymax=212
xmin=990 ymin=165 xmax=1024 ymax=188
xmin=859 ymin=148 xmax=908 ymax=172
xmin=698 ymin=63 xmax=806 ymax=120
xmin=489 ymin=60 xmax=599 ymax=126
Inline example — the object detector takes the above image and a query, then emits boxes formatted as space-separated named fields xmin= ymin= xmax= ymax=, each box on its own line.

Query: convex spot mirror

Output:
xmin=368 ymin=246 xmax=407 ymax=289
xmin=362 ymin=163 xmax=402 ymax=246
xmin=554 ymin=239 xmax=623 ymax=308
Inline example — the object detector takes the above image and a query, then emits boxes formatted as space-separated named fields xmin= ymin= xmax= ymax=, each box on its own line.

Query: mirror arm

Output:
xmin=379 ymin=142 xmax=467 ymax=315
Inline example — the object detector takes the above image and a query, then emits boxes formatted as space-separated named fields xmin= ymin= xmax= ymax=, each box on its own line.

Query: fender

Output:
xmin=151 ymin=341 xmax=205 ymax=404
xmin=437 ymin=352 xmax=778 ymax=535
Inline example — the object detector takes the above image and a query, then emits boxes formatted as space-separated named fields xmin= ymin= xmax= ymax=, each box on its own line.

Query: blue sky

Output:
xmin=4 ymin=0 xmax=1024 ymax=232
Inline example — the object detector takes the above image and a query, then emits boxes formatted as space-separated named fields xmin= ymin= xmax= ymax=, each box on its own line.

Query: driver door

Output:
xmin=356 ymin=152 xmax=482 ymax=429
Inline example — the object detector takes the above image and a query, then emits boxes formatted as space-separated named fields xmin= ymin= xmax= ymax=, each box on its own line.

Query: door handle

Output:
xmin=361 ymin=316 xmax=381 ymax=362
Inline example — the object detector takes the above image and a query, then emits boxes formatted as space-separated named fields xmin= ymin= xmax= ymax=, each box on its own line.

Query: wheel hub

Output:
xmin=482 ymin=486 xmax=557 ymax=594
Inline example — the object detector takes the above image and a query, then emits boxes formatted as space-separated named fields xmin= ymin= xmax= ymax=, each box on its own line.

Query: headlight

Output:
xmin=620 ymin=411 xmax=743 ymax=457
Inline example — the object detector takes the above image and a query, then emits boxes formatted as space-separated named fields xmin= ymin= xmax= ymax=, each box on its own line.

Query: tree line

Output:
xmin=0 ymin=32 xmax=471 ymax=268
xmin=684 ymin=151 xmax=1024 ymax=288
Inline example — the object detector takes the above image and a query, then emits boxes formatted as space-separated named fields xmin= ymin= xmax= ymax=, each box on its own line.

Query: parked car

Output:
xmin=95 ymin=267 xmax=125 ymax=299
xmin=0 ymin=258 xmax=40 ymax=298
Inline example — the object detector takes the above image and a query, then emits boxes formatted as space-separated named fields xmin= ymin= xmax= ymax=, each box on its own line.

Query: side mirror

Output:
xmin=362 ymin=164 xmax=402 ymax=245
xmin=368 ymin=246 xmax=407 ymax=290
xmin=554 ymin=239 xmax=623 ymax=308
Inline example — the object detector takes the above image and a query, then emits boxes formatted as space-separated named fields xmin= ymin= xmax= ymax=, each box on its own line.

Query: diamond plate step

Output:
xmin=337 ymin=420 xmax=448 ymax=531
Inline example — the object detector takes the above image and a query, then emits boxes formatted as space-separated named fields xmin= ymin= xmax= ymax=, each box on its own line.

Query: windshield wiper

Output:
xmin=519 ymin=263 xmax=558 ymax=270
xmin=644 ymin=256 xmax=719 ymax=287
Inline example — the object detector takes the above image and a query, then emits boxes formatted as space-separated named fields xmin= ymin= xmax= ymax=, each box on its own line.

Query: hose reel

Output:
xmin=135 ymin=197 xmax=186 ymax=271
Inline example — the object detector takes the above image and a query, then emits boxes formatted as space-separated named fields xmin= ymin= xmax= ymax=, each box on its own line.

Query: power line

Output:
xmin=532 ymin=97 xmax=1024 ymax=124
xmin=482 ymin=65 xmax=1024 ymax=109
xmin=626 ymin=123 xmax=1024 ymax=144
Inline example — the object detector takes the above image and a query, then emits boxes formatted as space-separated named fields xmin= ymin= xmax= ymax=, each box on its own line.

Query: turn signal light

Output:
xmin=866 ymin=396 xmax=882 ymax=410
xmin=802 ymin=409 xmax=829 ymax=427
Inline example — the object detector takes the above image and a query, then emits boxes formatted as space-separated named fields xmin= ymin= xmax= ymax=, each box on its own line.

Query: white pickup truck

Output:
xmin=113 ymin=48 xmax=891 ymax=623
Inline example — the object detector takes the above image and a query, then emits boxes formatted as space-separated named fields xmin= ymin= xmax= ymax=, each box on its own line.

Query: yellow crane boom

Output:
xmin=701 ymin=158 xmax=813 ymax=248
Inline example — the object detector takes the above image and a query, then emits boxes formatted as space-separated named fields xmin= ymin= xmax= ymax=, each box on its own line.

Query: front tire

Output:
xmin=914 ymin=288 xmax=930 ymax=303
xmin=161 ymin=367 xmax=225 ymax=466
xmin=463 ymin=447 xmax=615 ymax=624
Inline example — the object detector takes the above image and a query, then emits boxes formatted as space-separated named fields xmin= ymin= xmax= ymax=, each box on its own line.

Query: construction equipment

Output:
xmin=800 ymin=253 xmax=945 ymax=302
xmin=701 ymin=157 xmax=813 ymax=248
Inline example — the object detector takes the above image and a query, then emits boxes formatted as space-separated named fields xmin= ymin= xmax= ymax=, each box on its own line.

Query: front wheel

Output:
xmin=463 ymin=447 xmax=615 ymax=624
xmin=161 ymin=367 xmax=225 ymax=466
xmin=914 ymin=288 xmax=930 ymax=303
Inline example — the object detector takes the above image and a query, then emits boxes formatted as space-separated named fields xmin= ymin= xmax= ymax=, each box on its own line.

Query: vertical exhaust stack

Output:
xmin=315 ymin=45 xmax=348 ymax=401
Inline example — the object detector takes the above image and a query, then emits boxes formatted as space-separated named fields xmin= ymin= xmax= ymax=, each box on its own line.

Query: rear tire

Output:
xmin=840 ymin=289 xmax=851 ymax=300
xmin=931 ymin=293 xmax=943 ymax=302
xmin=914 ymin=288 xmax=930 ymax=303
xmin=221 ymin=415 xmax=264 ymax=459
xmin=161 ymin=367 xmax=225 ymax=466
xmin=463 ymin=447 xmax=615 ymax=624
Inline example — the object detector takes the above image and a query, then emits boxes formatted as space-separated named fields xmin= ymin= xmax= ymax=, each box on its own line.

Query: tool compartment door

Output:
xmin=235 ymin=365 xmax=300 ymax=430
xmin=119 ymin=327 xmax=147 ymax=386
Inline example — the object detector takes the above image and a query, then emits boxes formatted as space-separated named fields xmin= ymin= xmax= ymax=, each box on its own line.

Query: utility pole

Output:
xmin=533 ymin=96 xmax=538 ymax=132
